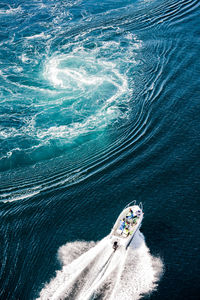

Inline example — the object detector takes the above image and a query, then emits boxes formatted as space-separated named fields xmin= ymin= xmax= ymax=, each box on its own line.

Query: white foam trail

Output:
xmin=0 ymin=6 xmax=22 ymax=15
xmin=25 ymin=33 xmax=51 ymax=40
xmin=37 ymin=231 xmax=163 ymax=300
xmin=37 ymin=238 xmax=109 ymax=300
xmin=1 ymin=191 xmax=40 ymax=203
xmin=110 ymin=231 xmax=164 ymax=300
xmin=0 ymin=170 xmax=83 ymax=203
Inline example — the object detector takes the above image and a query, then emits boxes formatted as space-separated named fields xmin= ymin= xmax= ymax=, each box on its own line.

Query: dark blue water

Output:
xmin=0 ymin=0 xmax=200 ymax=299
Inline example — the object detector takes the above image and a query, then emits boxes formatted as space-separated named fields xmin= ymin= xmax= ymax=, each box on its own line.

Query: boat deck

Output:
xmin=112 ymin=206 xmax=142 ymax=239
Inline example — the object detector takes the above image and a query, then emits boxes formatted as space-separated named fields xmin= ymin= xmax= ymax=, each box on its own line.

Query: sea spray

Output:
xmin=110 ymin=231 xmax=164 ymax=300
xmin=37 ymin=231 xmax=163 ymax=300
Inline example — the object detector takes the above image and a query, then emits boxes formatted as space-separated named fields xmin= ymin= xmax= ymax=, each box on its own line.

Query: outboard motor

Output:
xmin=113 ymin=241 xmax=118 ymax=251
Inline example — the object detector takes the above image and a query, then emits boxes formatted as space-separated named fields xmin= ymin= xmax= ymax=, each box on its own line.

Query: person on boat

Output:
xmin=126 ymin=209 xmax=135 ymax=220
xmin=136 ymin=209 xmax=141 ymax=217
xmin=113 ymin=241 xmax=118 ymax=251
xmin=119 ymin=218 xmax=126 ymax=233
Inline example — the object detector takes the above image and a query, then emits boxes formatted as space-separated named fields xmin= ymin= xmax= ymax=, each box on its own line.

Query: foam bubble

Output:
xmin=0 ymin=127 xmax=19 ymax=139
xmin=25 ymin=33 xmax=51 ymax=40
xmin=0 ymin=6 xmax=22 ymax=15
xmin=20 ymin=53 xmax=34 ymax=64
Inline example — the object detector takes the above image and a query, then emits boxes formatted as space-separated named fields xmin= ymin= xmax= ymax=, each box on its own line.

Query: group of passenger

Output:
xmin=119 ymin=208 xmax=140 ymax=235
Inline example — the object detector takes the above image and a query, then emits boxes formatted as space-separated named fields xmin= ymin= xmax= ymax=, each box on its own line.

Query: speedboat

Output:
xmin=110 ymin=200 xmax=143 ymax=250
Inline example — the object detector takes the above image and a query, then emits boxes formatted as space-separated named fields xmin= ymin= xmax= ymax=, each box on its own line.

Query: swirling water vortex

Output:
xmin=0 ymin=1 xmax=145 ymax=202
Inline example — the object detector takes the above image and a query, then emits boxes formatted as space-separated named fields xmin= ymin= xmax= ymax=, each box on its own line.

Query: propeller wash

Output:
xmin=38 ymin=207 xmax=163 ymax=300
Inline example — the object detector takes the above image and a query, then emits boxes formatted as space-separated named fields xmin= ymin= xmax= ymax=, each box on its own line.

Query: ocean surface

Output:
xmin=0 ymin=0 xmax=200 ymax=299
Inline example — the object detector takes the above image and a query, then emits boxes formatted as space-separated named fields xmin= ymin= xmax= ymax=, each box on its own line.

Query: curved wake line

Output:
xmin=37 ymin=231 xmax=163 ymax=300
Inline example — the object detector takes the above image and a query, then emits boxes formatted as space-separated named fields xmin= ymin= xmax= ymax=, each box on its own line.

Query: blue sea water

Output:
xmin=0 ymin=0 xmax=200 ymax=299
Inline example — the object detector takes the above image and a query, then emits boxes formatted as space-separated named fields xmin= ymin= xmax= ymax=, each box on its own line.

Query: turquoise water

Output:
xmin=0 ymin=0 xmax=200 ymax=299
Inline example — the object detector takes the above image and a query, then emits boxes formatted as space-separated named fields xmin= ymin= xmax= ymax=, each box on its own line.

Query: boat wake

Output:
xmin=37 ymin=231 xmax=163 ymax=300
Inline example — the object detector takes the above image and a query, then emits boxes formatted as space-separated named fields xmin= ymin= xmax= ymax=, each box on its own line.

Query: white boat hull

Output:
xmin=109 ymin=204 xmax=143 ymax=250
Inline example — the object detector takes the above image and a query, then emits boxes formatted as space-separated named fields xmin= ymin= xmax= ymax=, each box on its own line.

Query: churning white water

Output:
xmin=37 ymin=231 xmax=163 ymax=300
